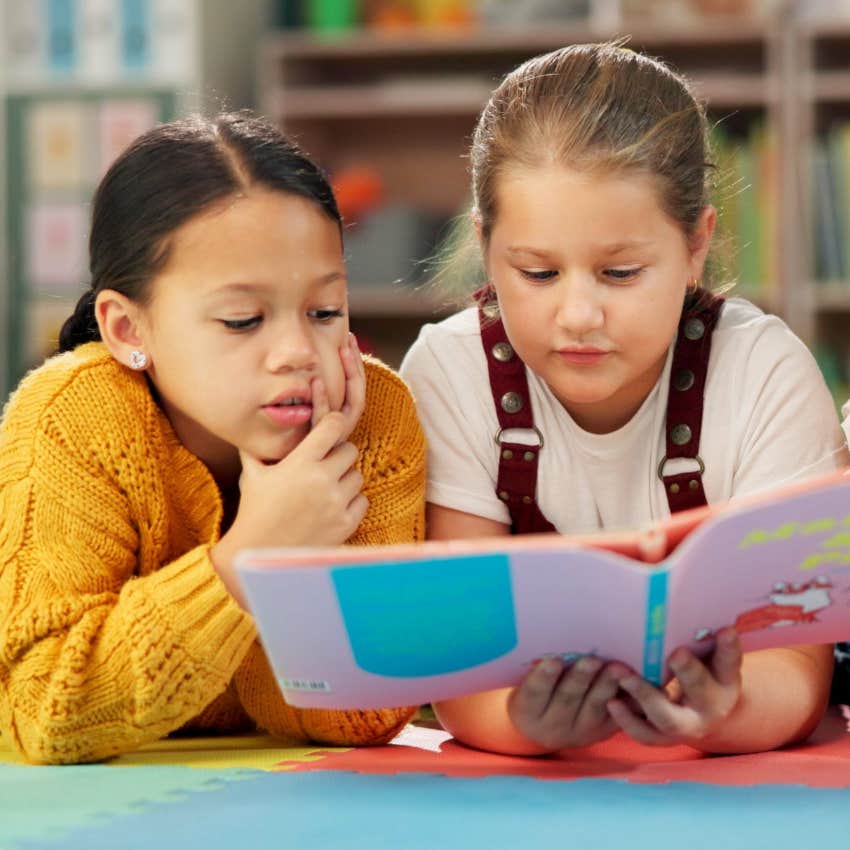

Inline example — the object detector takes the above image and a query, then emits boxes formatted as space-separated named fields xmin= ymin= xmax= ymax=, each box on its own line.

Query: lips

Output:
xmin=557 ymin=347 xmax=610 ymax=365
xmin=262 ymin=389 xmax=313 ymax=427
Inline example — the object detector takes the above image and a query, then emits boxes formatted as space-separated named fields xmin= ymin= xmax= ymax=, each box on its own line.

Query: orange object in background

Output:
xmin=364 ymin=0 xmax=417 ymax=28
xmin=365 ymin=0 xmax=475 ymax=28
xmin=415 ymin=0 xmax=475 ymax=27
xmin=332 ymin=166 xmax=384 ymax=222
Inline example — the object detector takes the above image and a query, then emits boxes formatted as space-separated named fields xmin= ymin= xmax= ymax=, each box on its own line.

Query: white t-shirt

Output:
xmin=400 ymin=297 xmax=849 ymax=534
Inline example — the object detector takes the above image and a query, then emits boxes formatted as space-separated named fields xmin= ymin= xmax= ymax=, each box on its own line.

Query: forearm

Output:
xmin=2 ymin=546 xmax=256 ymax=764
xmin=433 ymin=689 xmax=552 ymax=756
xmin=693 ymin=644 xmax=833 ymax=754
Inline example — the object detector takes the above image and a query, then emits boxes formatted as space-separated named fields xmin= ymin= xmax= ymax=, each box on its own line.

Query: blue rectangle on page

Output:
xmin=331 ymin=554 xmax=517 ymax=678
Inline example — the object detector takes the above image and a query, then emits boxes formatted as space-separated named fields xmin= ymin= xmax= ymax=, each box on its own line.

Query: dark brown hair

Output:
xmin=59 ymin=112 xmax=340 ymax=352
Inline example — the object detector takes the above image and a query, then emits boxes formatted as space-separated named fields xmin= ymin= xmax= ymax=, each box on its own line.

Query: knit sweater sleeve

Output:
xmin=0 ymin=356 xmax=257 ymax=764
xmin=231 ymin=358 xmax=426 ymax=744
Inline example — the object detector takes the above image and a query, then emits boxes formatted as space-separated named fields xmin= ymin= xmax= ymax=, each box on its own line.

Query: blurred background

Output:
xmin=2 ymin=0 xmax=850 ymax=407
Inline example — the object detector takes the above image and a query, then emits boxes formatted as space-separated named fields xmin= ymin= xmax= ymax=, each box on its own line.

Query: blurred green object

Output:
xmin=305 ymin=0 xmax=359 ymax=30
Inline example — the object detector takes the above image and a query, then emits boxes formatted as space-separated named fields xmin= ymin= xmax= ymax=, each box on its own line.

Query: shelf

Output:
xmin=264 ymin=20 xmax=770 ymax=61
xmin=808 ymin=70 xmax=850 ymax=102
xmin=814 ymin=284 xmax=850 ymax=311
xmin=268 ymin=70 xmax=770 ymax=121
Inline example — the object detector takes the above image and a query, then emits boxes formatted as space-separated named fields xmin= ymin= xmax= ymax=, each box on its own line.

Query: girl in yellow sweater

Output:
xmin=0 ymin=112 xmax=425 ymax=764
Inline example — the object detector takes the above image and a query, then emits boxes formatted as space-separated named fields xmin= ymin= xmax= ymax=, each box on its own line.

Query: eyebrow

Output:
xmin=208 ymin=271 xmax=346 ymax=296
xmin=506 ymin=241 xmax=653 ymax=258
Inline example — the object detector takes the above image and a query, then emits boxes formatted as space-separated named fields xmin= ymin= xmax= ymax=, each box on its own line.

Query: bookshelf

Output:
xmin=0 ymin=0 xmax=268 ymax=400
xmin=258 ymin=13 xmax=793 ymax=369
xmin=794 ymin=17 xmax=850 ymax=401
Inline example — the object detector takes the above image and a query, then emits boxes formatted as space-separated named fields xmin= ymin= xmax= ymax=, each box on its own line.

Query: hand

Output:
xmin=211 ymin=336 xmax=369 ymax=584
xmin=312 ymin=333 xmax=366 ymax=437
xmin=506 ymin=656 xmax=625 ymax=751
xmin=606 ymin=628 xmax=742 ymax=746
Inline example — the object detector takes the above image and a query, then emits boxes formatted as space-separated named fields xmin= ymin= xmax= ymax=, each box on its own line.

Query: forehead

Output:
xmin=154 ymin=189 xmax=343 ymax=295
xmin=490 ymin=165 xmax=681 ymax=244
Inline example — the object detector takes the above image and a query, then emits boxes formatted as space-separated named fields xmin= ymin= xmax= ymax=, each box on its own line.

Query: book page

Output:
xmin=239 ymin=546 xmax=649 ymax=709
xmin=664 ymin=473 xmax=850 ymax=671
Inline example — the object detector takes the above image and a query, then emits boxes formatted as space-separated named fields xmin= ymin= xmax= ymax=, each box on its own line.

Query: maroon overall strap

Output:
xmin=476 ymin=288 xmax=556 ymax=534
xmin=659 ymin=289 xmax=725 ymax=511
xmin=476 ymin=286 xmax=725 ymax=532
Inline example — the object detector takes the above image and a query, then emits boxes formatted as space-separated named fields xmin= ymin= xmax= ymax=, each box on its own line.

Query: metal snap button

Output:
xmin=498 ymin=490 xmax=510 ymax=501
xmin=482 ymin=302 xmax=500 ymax=320
xmin=500 ymin=392 xmax=524 ymax=414
xmin=673 ymin=368 xmax=695 ymax=392
xmin=492 ymin=341 xmax=514 ymax=362
xmin=670 ymin=423 xmax=692 ymax=446
xmin=683 ymin=318 xmax=705 ymax=340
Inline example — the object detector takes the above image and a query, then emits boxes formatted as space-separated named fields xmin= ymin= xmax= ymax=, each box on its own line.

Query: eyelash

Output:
xmin=219 ymin=308 xmax=345 ymax=332
xmin=518 ymin=268 xmax=644 ymax=284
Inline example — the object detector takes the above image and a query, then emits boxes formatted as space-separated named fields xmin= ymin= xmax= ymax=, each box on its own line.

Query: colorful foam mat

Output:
xmin=2 ymin=707 xmax=849 ymax=850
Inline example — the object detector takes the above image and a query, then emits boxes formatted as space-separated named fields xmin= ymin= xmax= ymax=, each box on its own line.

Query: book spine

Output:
xmin=642 ymin=569 xmax=668 ymax=685
xmin=47 ymin=0 xmax=77 ymax=75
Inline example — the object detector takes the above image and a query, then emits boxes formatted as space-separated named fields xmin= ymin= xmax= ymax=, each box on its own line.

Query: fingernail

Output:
xmin=576 ymin=657 xmax=602 ymax=675
xmin=538 ymin=657 xmax=561 ymax=676
xmin=620 ymin=676 xmax=639 ymax=692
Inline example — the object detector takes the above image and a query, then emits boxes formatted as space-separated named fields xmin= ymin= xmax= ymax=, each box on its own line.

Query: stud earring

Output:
xmin=129 ymin=350 xmax=148 ymax=370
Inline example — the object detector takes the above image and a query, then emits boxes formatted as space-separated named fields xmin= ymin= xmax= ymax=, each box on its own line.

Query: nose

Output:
xmin=554 ymin=275 xmax=604 ymax=337
xmin=264 ymin=320 xmax=318 ymax=373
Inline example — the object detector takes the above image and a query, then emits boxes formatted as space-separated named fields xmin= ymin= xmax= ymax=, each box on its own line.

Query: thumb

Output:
xmin=709 ymin=628 xmax=742 ymax=688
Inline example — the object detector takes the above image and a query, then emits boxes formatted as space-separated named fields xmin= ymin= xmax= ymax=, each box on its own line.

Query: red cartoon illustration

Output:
xmin=695 ymin=576 xmax=834 ymax=641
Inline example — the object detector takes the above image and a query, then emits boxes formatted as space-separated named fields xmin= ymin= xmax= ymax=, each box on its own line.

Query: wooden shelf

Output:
xmin=263 ymin=20 xmax=770 ymax=61
xmin=267 ymin=70 xmax=770 ymax=120
xmin=814 ymin=284 xmax=850 ymax=311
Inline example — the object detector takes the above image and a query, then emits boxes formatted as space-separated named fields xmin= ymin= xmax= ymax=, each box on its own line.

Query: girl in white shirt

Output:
xmin=400 ymin=42 xmax=848 ymax=756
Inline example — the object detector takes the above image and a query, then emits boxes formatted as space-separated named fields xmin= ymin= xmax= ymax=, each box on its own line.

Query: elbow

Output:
xmin=298 ymin=706 xmax=417 ymax=747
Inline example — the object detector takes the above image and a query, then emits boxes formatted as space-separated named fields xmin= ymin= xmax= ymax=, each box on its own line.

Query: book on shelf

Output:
xmin=236 ymin=470 xmax=850 ymax=710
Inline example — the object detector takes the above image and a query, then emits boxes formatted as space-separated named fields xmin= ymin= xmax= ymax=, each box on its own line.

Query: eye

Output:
xmin=220 ymin=315 xmax=262 ymax=331
xmin=603 ymin=267 xmax=643 ymax=283
xmin=309 ymin=307 xmax=345 ymax=324
xmin=519 ymin=269 xmax=558 ymax=282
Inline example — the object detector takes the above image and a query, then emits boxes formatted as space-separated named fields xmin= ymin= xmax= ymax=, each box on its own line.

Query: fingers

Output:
xmin=607 ymin=697 xmax=676 ymax=747
xmin=339 ymin=334 xmax=366 ymax=434
xmin=297 ymin=410 xmax=349 ymax=460
xmin=311 ymin=376 xmax=331 ymax=429
xmin=510 ymin=657 xmax=563 ymax=725
xmin=708 ymin=628 xmax=742 ymax=689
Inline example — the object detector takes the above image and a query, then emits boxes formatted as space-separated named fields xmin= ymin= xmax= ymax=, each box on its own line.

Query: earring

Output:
xmin=686 ymin=277 xmax=699 ymax=295
xmin=129 ymin=350 xmax=148 ymax=370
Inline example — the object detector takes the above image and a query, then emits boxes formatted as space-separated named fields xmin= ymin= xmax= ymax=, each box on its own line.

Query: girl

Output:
xmin=0 ymin=113 xmax=425 ymax=764
xmin=400 ymin=43 xmax=849 ymax=756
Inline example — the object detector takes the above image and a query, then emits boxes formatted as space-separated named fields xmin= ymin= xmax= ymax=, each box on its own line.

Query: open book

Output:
xmin=236 ymin=470 xmax=850 ymax=710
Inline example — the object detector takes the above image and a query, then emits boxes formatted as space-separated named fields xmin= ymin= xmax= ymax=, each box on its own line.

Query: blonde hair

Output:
xmin=431 ymin=42 xmax=718 ymax=300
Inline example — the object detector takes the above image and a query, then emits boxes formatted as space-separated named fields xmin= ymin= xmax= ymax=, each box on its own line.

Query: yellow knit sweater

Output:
xmin=0 ymin=342 xmax=425 ymax=764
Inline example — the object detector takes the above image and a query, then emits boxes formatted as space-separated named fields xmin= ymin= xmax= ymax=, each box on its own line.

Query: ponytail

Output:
xmin=58 ymin=289 xmax=100 ymax=353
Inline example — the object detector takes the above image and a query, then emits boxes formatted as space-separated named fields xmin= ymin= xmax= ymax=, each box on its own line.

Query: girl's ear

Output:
xmin=689 ymin=205 xmax=717 ymax=279
xmin=95 ymin=290 xmax=149 ymax=369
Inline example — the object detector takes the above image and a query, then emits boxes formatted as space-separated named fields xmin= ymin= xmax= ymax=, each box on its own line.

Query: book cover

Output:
xmin=236 ymin=471 xmax=850 ymax=709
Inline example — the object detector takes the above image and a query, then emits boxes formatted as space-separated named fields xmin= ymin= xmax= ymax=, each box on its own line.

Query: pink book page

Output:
xmin=238 ymin=545 xmax=648 ymax=710
xmin=665 ymin=472 xmax=850 ymax=662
